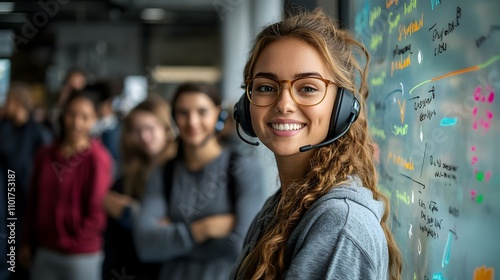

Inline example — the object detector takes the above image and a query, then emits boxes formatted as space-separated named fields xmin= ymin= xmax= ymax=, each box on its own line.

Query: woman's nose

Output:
xmin=273 ymin=84 xmax=296 ymax=113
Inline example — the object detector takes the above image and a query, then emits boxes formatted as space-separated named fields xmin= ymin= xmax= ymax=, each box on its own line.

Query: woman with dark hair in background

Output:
xmin=133 ymin=82 xmax=267 ymax=280
xmin=20 ymin=89 xmax=112 ymax=280
xmin=231 ymin=9 xmax=402 ymax=280
xmin=103 ymin=96 xmax=177 ymax=280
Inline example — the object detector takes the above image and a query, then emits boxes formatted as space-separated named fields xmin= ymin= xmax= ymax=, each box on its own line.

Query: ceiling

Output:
xmin=0 ymin=0 xmax=219 ymax=31
xmin=0 ymin=0 xmax=320 ymax=83
xmin=0 ymin=0 xmax=223 ymax=83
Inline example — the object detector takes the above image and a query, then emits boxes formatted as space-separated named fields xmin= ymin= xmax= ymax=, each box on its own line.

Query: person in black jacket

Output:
xmin=0 ymin=82 xmax=51 ymax=280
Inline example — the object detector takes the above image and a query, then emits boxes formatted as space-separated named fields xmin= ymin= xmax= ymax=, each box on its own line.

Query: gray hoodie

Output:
xmin=133 ymin=149 xmax=267 ymax=280
xmin=230 ymin=176 xmax=389 ymax=280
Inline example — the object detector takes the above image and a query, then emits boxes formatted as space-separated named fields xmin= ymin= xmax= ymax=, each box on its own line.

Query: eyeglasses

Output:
xmin=245 ymin=76 xmax=337 ymax=107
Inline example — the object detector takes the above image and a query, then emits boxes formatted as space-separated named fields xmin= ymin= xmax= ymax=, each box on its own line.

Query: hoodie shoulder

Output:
xmin=310 ymin=176 xmax=384 ymax=222
xmin=295 ymin=177 xmax=387 ymax=252
xmin=286 ymin=177 xmax=389 ymax=278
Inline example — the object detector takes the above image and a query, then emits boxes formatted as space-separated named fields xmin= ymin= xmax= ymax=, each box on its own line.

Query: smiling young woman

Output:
xmin=231 ymin=9 xmax=402 ymax=280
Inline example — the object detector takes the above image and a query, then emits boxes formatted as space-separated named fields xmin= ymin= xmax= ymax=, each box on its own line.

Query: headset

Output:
xmin=233 ymin=87 xmax=360 ymax=152
xmin=215 ymin=108 xmax=229 ymax=133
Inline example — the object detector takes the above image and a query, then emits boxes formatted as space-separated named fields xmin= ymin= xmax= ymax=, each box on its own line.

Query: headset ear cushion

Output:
xmin=328 ymin=88 xmax=360 ymax=139
xmin=233 ymin=93 xmax=256 ymax=137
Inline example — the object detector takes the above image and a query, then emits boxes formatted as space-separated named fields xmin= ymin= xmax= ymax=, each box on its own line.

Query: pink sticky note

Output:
xmin=471 ymin=156 xmax=478 ymax=165
xmin=486 ymin=110 xmax=494 ymax=120
xmin=488 ymin=92 xmax=495 ymax=103
xmin=474 ymin=87 xmax=482 ymax=101
xmin=485 ymin=171 xmax=492 ymax=183
xmin=472 ymin=106 xmax=478 ymax=117
xmin=482 ymin=120 xmax=490 ymax=130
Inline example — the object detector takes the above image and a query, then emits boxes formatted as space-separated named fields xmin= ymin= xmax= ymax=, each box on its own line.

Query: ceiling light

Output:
xmin=0 ymin=2 xmax=14 ymax=13
xmin=152 ymin=66 xmax=221 ymax=83
xmin=140 ymin=8 xmax=166 ymax=21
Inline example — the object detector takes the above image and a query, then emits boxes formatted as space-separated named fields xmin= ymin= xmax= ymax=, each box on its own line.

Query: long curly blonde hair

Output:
xmin=236 ymin=8 xmax=402 ymax=280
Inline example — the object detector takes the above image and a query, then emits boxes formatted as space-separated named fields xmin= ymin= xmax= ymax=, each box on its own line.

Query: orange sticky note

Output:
xmin=473 ymin=266 xmax=495 ymax=280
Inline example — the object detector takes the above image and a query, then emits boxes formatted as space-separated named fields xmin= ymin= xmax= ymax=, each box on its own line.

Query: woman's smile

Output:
xmin=268 ymin=119 xmax=306 ymax=136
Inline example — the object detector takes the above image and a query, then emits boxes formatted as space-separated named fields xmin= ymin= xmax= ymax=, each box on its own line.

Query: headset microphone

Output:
xmin=299 ymin=122 xmax=352 ymax=152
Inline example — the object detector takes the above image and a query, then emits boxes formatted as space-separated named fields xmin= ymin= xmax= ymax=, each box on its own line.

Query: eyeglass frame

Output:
xmin=245 ymin=76 xmax=339 ymax=107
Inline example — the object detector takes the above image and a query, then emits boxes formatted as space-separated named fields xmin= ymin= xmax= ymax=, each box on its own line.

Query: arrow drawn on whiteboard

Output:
xmin=397 ymin=99 xmax=406 ymax=124
xmin=400 ymin=173 xmax=426 ymax=189
xmin=409 ymin=224 xmax=413 ymax=239
xmin=398 ymin=83 xmax=406 ymax=124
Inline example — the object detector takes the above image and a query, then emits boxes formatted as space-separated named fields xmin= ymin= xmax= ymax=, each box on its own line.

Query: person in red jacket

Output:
xmin=20 ymin=89 xmax=112 ymax=280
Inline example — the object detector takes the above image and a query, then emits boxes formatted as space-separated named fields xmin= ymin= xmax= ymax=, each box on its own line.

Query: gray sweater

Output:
xmin=230 ymin=176 xmax=389 ymax=280
xmin=133 ymin=149 xmax=267 ymax=280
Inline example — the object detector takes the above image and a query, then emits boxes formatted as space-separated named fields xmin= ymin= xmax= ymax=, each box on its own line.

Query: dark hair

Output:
xmin=58 ymin=89 xmax=99 ymax=141
xmin=171 ymin=82 xmax=221 ymax=116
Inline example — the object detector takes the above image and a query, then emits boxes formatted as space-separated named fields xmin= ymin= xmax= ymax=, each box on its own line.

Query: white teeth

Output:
xmin=271 ymin=123 xmax=304 ymax=131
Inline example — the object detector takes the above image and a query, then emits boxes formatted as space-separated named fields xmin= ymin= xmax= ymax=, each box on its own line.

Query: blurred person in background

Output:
xmin=19 ymin=89 xmax=112 ymax=280
xmin=89 ymin=80 xmax=123 ymax=180
xmin=0 ymin=82 xmax=52 ymax=280
xmin=32 ymin=105 xmax=55 ymax=141
xmin=57 ymin=69 xmax=87 ymax=108
xmin=133 ymin=82 xmax=267 ymax=280
xmin=49 ymin=69 xmax=88 ymax=136
xmin=103 ymin=96 xmax=177 ymax=280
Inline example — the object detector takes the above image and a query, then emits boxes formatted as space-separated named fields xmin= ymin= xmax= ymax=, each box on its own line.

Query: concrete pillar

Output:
xmin=252 ymin=0 xmax=283 ymax=36
xmin=250 ymin=0 xmax=283 ymax=195
xmin=220 ymin=0 xmax=251 ymax=105
xmin=220 ymin=0 xmax=284 ymax=195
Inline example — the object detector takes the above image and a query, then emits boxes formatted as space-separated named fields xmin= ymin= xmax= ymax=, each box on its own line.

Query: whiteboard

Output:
xmin=349 ymin=0 xmax=500 ymax=279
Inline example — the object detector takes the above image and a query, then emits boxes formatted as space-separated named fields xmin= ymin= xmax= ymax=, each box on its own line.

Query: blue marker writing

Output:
xmin=442 ymin=231 xmax=452 ymax=267
xmin=440 ymin=118 xmax=457 ymax=126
